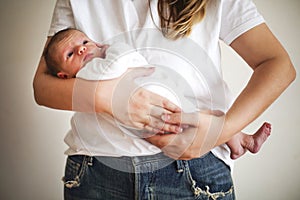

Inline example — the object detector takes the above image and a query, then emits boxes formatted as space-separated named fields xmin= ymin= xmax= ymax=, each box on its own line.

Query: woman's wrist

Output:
xmin=94 ymin=79 xmax=114 ymax=115
xmin=214 ymin=114 xmax=235 ymax=147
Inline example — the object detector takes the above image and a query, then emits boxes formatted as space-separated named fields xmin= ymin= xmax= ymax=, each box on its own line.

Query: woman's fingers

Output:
xmin=161 ymin=112 xmax=200 ymax=127
xmin=146 ymin=111 xmax=226 ymax=160
xmin=143 ymin=117 xmax=183 ymax=134
xmin=146 ymin=129 xmax=198 ymax=160
xmin=125 ymin=68 xmax=182 ymax=113
xmin=129 ymin=86 xmax=181 ymax=115
xmin=150 ymin=93 xmax=182 ymax=113
xmin=110 ymin=67 xmax=183 ymax=132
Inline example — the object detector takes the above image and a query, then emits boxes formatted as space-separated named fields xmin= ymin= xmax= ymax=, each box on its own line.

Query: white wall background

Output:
xmin=0 ymin=0 xmax=299 ymax=199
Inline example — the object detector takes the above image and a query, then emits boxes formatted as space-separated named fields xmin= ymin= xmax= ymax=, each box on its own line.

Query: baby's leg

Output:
xmin=227 ymin=122 xmax=271 ymax=160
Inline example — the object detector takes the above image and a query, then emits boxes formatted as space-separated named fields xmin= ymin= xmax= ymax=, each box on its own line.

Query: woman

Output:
xmin=33 ymin=0 xmax=295 ymax=199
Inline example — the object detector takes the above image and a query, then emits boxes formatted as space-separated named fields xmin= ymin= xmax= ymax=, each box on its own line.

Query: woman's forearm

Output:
xmin=33 ymin=56 xmax=74 ymax=111
xmin=33 ymin=37 xmax=75 ymax=111
xmin=218 ymin=55 xmax=296 ymax=146
xmin=217 ymin=23 xmax=296 ymax=146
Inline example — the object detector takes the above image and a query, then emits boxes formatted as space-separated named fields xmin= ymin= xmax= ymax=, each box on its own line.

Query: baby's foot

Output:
xmin=228 ymin=136 xmax=248 ymax=160
xmin=229 ymin=122 xmax=271 ymax=160
xmin=246 ymin=122 xmax=271 ymax=154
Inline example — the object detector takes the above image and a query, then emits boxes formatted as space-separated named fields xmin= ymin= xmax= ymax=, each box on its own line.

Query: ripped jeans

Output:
xmin=63 ymin=152 xmax=235 ymax=200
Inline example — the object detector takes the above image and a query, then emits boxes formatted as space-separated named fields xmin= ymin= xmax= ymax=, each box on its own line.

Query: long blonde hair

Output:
xmin=155 ymin=0 xmax=208 ymax=39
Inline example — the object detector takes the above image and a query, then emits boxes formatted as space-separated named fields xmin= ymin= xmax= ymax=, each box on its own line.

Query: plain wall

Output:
xmin=0 ymin=0 xmax=299 ymax=199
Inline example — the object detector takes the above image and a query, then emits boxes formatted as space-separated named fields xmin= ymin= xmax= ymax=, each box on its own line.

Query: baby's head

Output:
xmin=44 ymin=28 xmax=107 ymax=79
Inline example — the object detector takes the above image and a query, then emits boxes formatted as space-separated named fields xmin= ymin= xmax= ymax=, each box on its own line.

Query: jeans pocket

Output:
xmin=62 ymin=155 xmax=91 ymax=189
xmin=183 ymin=153 xmax=235 ymax=200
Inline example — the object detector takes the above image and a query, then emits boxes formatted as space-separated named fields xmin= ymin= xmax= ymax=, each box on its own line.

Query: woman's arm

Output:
xmin=33 ymin=37 xmax=181 ymax=131
xmin=33 ymin=38 xmax=74 ymax=110
xmin=222 ymin=23 xmax=296 ymax=141
xmin=146 ymin=23 xmax=296 ymax=160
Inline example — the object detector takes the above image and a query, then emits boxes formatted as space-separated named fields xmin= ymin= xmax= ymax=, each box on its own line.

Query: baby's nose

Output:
xmin=78 ymin=46 xmax=87 ymax=55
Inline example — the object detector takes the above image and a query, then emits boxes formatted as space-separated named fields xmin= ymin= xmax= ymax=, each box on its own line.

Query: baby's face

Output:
xmin=54 ymin=30 xmax=107 ymax=78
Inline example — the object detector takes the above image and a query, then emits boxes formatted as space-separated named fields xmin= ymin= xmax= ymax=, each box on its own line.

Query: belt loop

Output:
xmin=176 ymin=160 xmax=184 ymax=173
xmin=86 ymin=156 xmax=93 ymax=166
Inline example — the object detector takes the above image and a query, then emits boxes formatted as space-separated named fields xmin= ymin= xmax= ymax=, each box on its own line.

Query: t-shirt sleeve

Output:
xmin=48 ymin=0 xmax=75 ymax=36
xmin=220 ymin=0 xmax=265 ymax=45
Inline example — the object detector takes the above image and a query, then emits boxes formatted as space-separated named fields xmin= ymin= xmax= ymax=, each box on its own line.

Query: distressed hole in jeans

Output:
xmin=184 ymin=156 xmax=234 ymax=200
xmin=62 ymin=156 xmax=89 ymax=189
xmin=191 ymin=179 xmax=234 ymax=200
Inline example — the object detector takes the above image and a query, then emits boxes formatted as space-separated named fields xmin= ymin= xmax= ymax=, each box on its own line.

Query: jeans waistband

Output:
xmin=93 ymin=153 xmax=173 ymax=173
xmin=71 ymin=152 xmax=210 ymax=174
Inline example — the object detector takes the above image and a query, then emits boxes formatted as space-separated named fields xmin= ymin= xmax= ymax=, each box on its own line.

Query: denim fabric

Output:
xmin=63 ymin=152 xmax=235 ymax=200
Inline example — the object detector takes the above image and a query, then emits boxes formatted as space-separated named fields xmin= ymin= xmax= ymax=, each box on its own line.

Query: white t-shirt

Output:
xmin=49 ymin=0 xmax=265 ymax=168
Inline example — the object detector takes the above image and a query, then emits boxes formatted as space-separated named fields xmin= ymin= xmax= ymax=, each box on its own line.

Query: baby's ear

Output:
xmin=57 ymin=72 xmax=69 ymax=79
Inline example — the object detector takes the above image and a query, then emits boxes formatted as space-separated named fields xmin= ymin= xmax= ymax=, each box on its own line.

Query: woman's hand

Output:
xmin=145 ymin=111 xmax=226 ymax=160
xmin=93 ymin=67 xmax=183 ymax=133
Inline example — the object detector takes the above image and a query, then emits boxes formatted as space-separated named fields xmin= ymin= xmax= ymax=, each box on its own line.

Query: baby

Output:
xmin=44 ymin=28 xmax=271 ymax=159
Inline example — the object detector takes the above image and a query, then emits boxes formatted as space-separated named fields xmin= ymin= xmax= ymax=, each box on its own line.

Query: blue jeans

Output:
xmin=63 ymin=152 xmax=235 ymax=200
